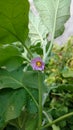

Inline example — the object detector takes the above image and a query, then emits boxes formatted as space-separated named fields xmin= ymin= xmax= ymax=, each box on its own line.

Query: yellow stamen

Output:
xmin=36 ymin=61 xmax=42 ymax=67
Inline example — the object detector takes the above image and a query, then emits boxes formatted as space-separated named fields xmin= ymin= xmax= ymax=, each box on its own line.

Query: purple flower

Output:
xmin=30 ymin=57 xmax=45 ymax=71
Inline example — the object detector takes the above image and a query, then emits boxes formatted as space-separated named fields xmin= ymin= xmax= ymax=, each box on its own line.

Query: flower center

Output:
xmin=36 ymin=61 xmax=42 ymax=67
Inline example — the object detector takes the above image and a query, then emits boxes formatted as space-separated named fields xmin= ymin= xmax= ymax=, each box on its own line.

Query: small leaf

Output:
xmin=52 ymin=124 xmax=60 ymax=130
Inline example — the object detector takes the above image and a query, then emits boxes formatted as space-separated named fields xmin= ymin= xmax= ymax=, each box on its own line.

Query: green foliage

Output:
xmin=44 ymin=37 xmax=73 ymax=130
xmin=0 ymin=0 xmax=29 ymax=44
xmin=25 ymin=114 xmax=38 ymax=130
xmin=0 ymin=66 xmax=24 ymax=89
xmin=45 ymin=37 xmax=73 ymax=89
xmin=29 ymin=11 xmax=48 ymax=45
xmin=23 ymin=71 xmax=45 ymax=89
xmin=0 ymin=88 xmax=26 ymax=128
xmin=34 ymin=0 xmax=71 ymax=38
xmin=0 ymin=44 xmax=24 ymax=68
xmin=0 ymin=0 xmax=72 ymax=130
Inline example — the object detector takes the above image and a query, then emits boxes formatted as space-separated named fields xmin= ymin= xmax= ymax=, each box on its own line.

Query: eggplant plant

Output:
xmin=0 ymin=0 xmax=73 ymax=130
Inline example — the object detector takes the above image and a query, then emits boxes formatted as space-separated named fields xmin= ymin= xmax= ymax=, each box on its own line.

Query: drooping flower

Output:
xmin=30 ymin=57 xmax=45 ymax=71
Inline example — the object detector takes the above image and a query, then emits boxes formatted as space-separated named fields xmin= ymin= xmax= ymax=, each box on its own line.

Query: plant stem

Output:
xmin=42 ymin=40 xmax=47 ymax=62
xmin=18 ymin=38 xmax=33 ymax=59
xmin=38 ymin=72 xmax=42 ymax=130
xmin=23 ymin=43 xmax=33 ymax=58
xmin=43 ymin=111 xmax=51 ymax=122
xmin=42 ymin=111 xmax=73 ymax=128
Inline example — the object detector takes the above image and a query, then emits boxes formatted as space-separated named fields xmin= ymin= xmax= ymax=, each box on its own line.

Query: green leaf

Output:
xmin=0 ymin=88 xmax=26 ymax=128
xmin=30 ymin=43 xmax=43 ymax=56
xmin=0 ymin=0 xmax=29 ymax=44
xmin=23 ymin=71 xmax=45 ymax=89
xmin=0 ymin=69 xmax=45 ymax=90
xmin=29 ymin=11 xmax=48 ymax=45
xmin=52 ymin=124 xmax=60 ymax=130
xmin=0 ymin=67 xmax=39 ymax=111
xmin=25 ymin=115 xmax=38 ymax=130
xmin=23 ymin=71 xmax=49 ymax=110
xmin=0 ymin=66 xmax=24 ymax=89
xmin=26 ymin=89 xmax=38 ymax=113
xmin=0 ymin=44 xmax=23 ymax=67
xmin=62 ymin=69 xmax=73 ymax=78
xmin=34 ymin=0 xmax=71 ymax=38
xmin=57 ymin=84 xmax=73 ymax=92
xmin=4 ymin=56 xmax=24 ymax=71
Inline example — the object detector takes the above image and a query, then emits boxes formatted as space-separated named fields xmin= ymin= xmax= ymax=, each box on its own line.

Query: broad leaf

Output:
xmin=29 ymin=11 xmax=48 ymax=45
xmin=0 ymin=44 xmax=23 ymax=67
xmin=0 ymin=88 xmax=26 ymax=128
xmin=4 ymin=56 xmax=24 ymax=71
xmin=23 ymin=71 xmax=45 ymax=89
xmin=34 ymin=0 xmax=71 ymax=38
xmin=0 ymin=0 xmax=29 ymax=44
xmin=23 ymin=71 xmax=49 ymax=108
xmin=0 ymin=68 xmax=39 ymax=113
xmin=0 ymin=69 xmax=45 ymax=90
xmin=0 ymin=66 xmax=24 ymax=89
xmin=26 ymin=88 xmax=38 ymax=113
